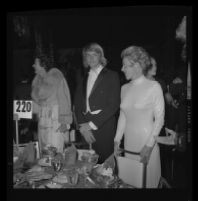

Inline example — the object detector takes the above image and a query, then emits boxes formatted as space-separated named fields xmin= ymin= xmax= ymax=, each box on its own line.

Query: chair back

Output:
xmin=14 ymin=141 xmax=40 ymax=159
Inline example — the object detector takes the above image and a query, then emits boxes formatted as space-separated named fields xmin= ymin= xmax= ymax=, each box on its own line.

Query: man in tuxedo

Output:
xmin=74 ymin=43 xmax=120 ymax=163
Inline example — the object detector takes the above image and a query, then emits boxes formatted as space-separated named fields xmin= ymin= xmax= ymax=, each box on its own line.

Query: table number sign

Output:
xmin=13 ymin=100 xmax=33 ymax=119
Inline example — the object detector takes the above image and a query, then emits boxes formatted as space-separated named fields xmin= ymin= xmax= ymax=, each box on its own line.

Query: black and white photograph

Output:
xmin=7 ymin=6 xmax=192 ymax=198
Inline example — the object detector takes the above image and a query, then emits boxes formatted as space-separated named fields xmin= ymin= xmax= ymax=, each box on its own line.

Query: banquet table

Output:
xmin=13 ymin=157 xmax=134 ymax=189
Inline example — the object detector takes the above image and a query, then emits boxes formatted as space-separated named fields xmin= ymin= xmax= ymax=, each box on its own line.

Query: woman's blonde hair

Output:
xmin=121 ymin=46 xmax=151 ymax=75
xmin=82 ymin=43 xmax=107 ymax=68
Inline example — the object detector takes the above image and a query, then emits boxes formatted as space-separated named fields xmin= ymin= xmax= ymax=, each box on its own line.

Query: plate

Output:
xmin=27 ymin=165 xmax=44 ymax=173
xmin=45 ymin=182 xmax=62 ymax=188
xmin=38 ymin=158 xmax=52 ymax=167
xmin=25 ymin=171 xmax=53 ymax=181
xmin=52 ymin=173 xmax=69 ymax=184
xmin=77 ymin=149 xmax=95 ymax=161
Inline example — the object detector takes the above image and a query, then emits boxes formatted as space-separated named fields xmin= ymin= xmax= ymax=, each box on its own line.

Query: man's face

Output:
xmin=85 ymin=51 xmax=101 ymax=69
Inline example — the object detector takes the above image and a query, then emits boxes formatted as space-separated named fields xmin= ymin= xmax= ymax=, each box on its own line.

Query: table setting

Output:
xmin=13 ymin=143 xmax=134 ymax=189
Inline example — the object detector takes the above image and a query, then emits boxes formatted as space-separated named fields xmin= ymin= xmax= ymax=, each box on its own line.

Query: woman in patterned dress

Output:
xmin=31 ymin=53 xmax=72 ymax=153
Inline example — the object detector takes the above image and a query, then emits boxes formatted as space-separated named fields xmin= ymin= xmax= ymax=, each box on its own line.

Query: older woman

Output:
xmin=31 ymin=53 xmax=72 ymax=153
xmin=114 ymin=46 xmax=165 ymax=188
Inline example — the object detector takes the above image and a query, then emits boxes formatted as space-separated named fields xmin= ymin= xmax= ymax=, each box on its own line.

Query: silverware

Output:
xmin=52 ymin=160 xmax=62 ymax=172
xmin=86 ymin=176 xmax=95 ymax=185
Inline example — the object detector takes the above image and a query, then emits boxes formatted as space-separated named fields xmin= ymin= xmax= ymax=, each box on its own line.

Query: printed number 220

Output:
xmin=16 ymin=101 xmax=32 ymax=112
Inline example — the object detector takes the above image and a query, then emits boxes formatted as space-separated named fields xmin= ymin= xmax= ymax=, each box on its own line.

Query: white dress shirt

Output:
xmin=86 ymin=65 xmax=103 ymax=130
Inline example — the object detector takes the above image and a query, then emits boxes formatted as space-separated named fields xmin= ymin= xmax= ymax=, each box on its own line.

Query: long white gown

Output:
xmin=115 ymin=75 xmax=164 ymax=188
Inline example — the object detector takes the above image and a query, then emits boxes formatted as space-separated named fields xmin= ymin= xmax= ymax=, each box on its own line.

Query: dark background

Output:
xmin=8 ymin=6 xmax=191 ymax=89
xmin=7 ymin=6 xmax=193 ymax=199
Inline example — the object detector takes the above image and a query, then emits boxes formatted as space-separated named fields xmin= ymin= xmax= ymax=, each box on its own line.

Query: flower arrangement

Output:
xmin=176 ymin=16 xmax=186 ymax=43
xmin=13 ymin=16 xmax=30 ymax=37
xmin=176 ymin=16 xmax=187 ymax=61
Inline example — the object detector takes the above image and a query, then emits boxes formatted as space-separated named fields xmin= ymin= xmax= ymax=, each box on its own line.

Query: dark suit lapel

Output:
xmin=89 ymin=67 xmax=108 ymax=97
xmin=82 ymin=72 xmax=88 ymax=109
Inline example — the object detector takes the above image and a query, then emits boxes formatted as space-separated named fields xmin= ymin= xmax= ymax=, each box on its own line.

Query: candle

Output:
xmin=70 ymin=129 xmax=76 ymax=142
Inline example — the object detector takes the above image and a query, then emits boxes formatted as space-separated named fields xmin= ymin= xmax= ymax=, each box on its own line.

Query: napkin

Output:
xmin=103 ymin=154 xmax=116 ymax=170
xmin=20 ymin=142 xmax=36 ymax=166
xmin=14 ymin=142 xmax=36 ymax=171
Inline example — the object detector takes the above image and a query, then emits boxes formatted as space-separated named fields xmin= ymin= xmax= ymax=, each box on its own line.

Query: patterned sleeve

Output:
xmin=146 ymin=82 xmax=165 ymax=147
xmin=38 ymin=68 xmax=61 ymax=100
xmin=57 ymin=75 xmax=73 ymax=125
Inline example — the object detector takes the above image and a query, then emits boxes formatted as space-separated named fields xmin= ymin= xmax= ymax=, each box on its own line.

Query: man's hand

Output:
xmin=171 ymin=100 xmax=179 ymax=109
xmin=140 ymin=145 xmax=153 ymax=164
xmin=165 ymin=92 xmax=173 ymax=105
xmin=79 ymin=123 xmax=92 ymax=133
xmin=173 ymin=77 xmax=183 ymax=84
xmin=81 ymin=130 xmax=96 ymax=144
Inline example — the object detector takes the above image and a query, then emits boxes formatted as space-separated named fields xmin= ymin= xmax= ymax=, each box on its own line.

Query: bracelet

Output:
xmin=66 ymin=124 xmax=70 ymax=130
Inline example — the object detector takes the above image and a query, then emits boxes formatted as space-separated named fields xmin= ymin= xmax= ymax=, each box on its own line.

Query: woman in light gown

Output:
xmin=31 ymin=53 xmax=73 ymax=153
xmin=114 ymin=46 xmax=165 ymax=188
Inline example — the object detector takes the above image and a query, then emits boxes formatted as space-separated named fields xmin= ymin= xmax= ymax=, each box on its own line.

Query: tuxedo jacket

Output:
xmin=74 ymin=67 xmax=120 ymax=162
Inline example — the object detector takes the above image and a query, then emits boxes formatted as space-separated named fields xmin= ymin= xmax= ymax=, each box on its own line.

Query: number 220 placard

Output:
xmin=13 ymin=100 xmax=33 ymax=119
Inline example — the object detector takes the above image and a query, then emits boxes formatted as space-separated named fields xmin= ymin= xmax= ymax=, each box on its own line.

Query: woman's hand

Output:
xmin=38 ymin=98 xmax=47 ymax=106
xmin=140 ymin=145 xmax=153 ymax=164
xmin=114 ymin=141 xmax=121 ymax=156
xmin=57 ymin=124 xmax=69 ymax=133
